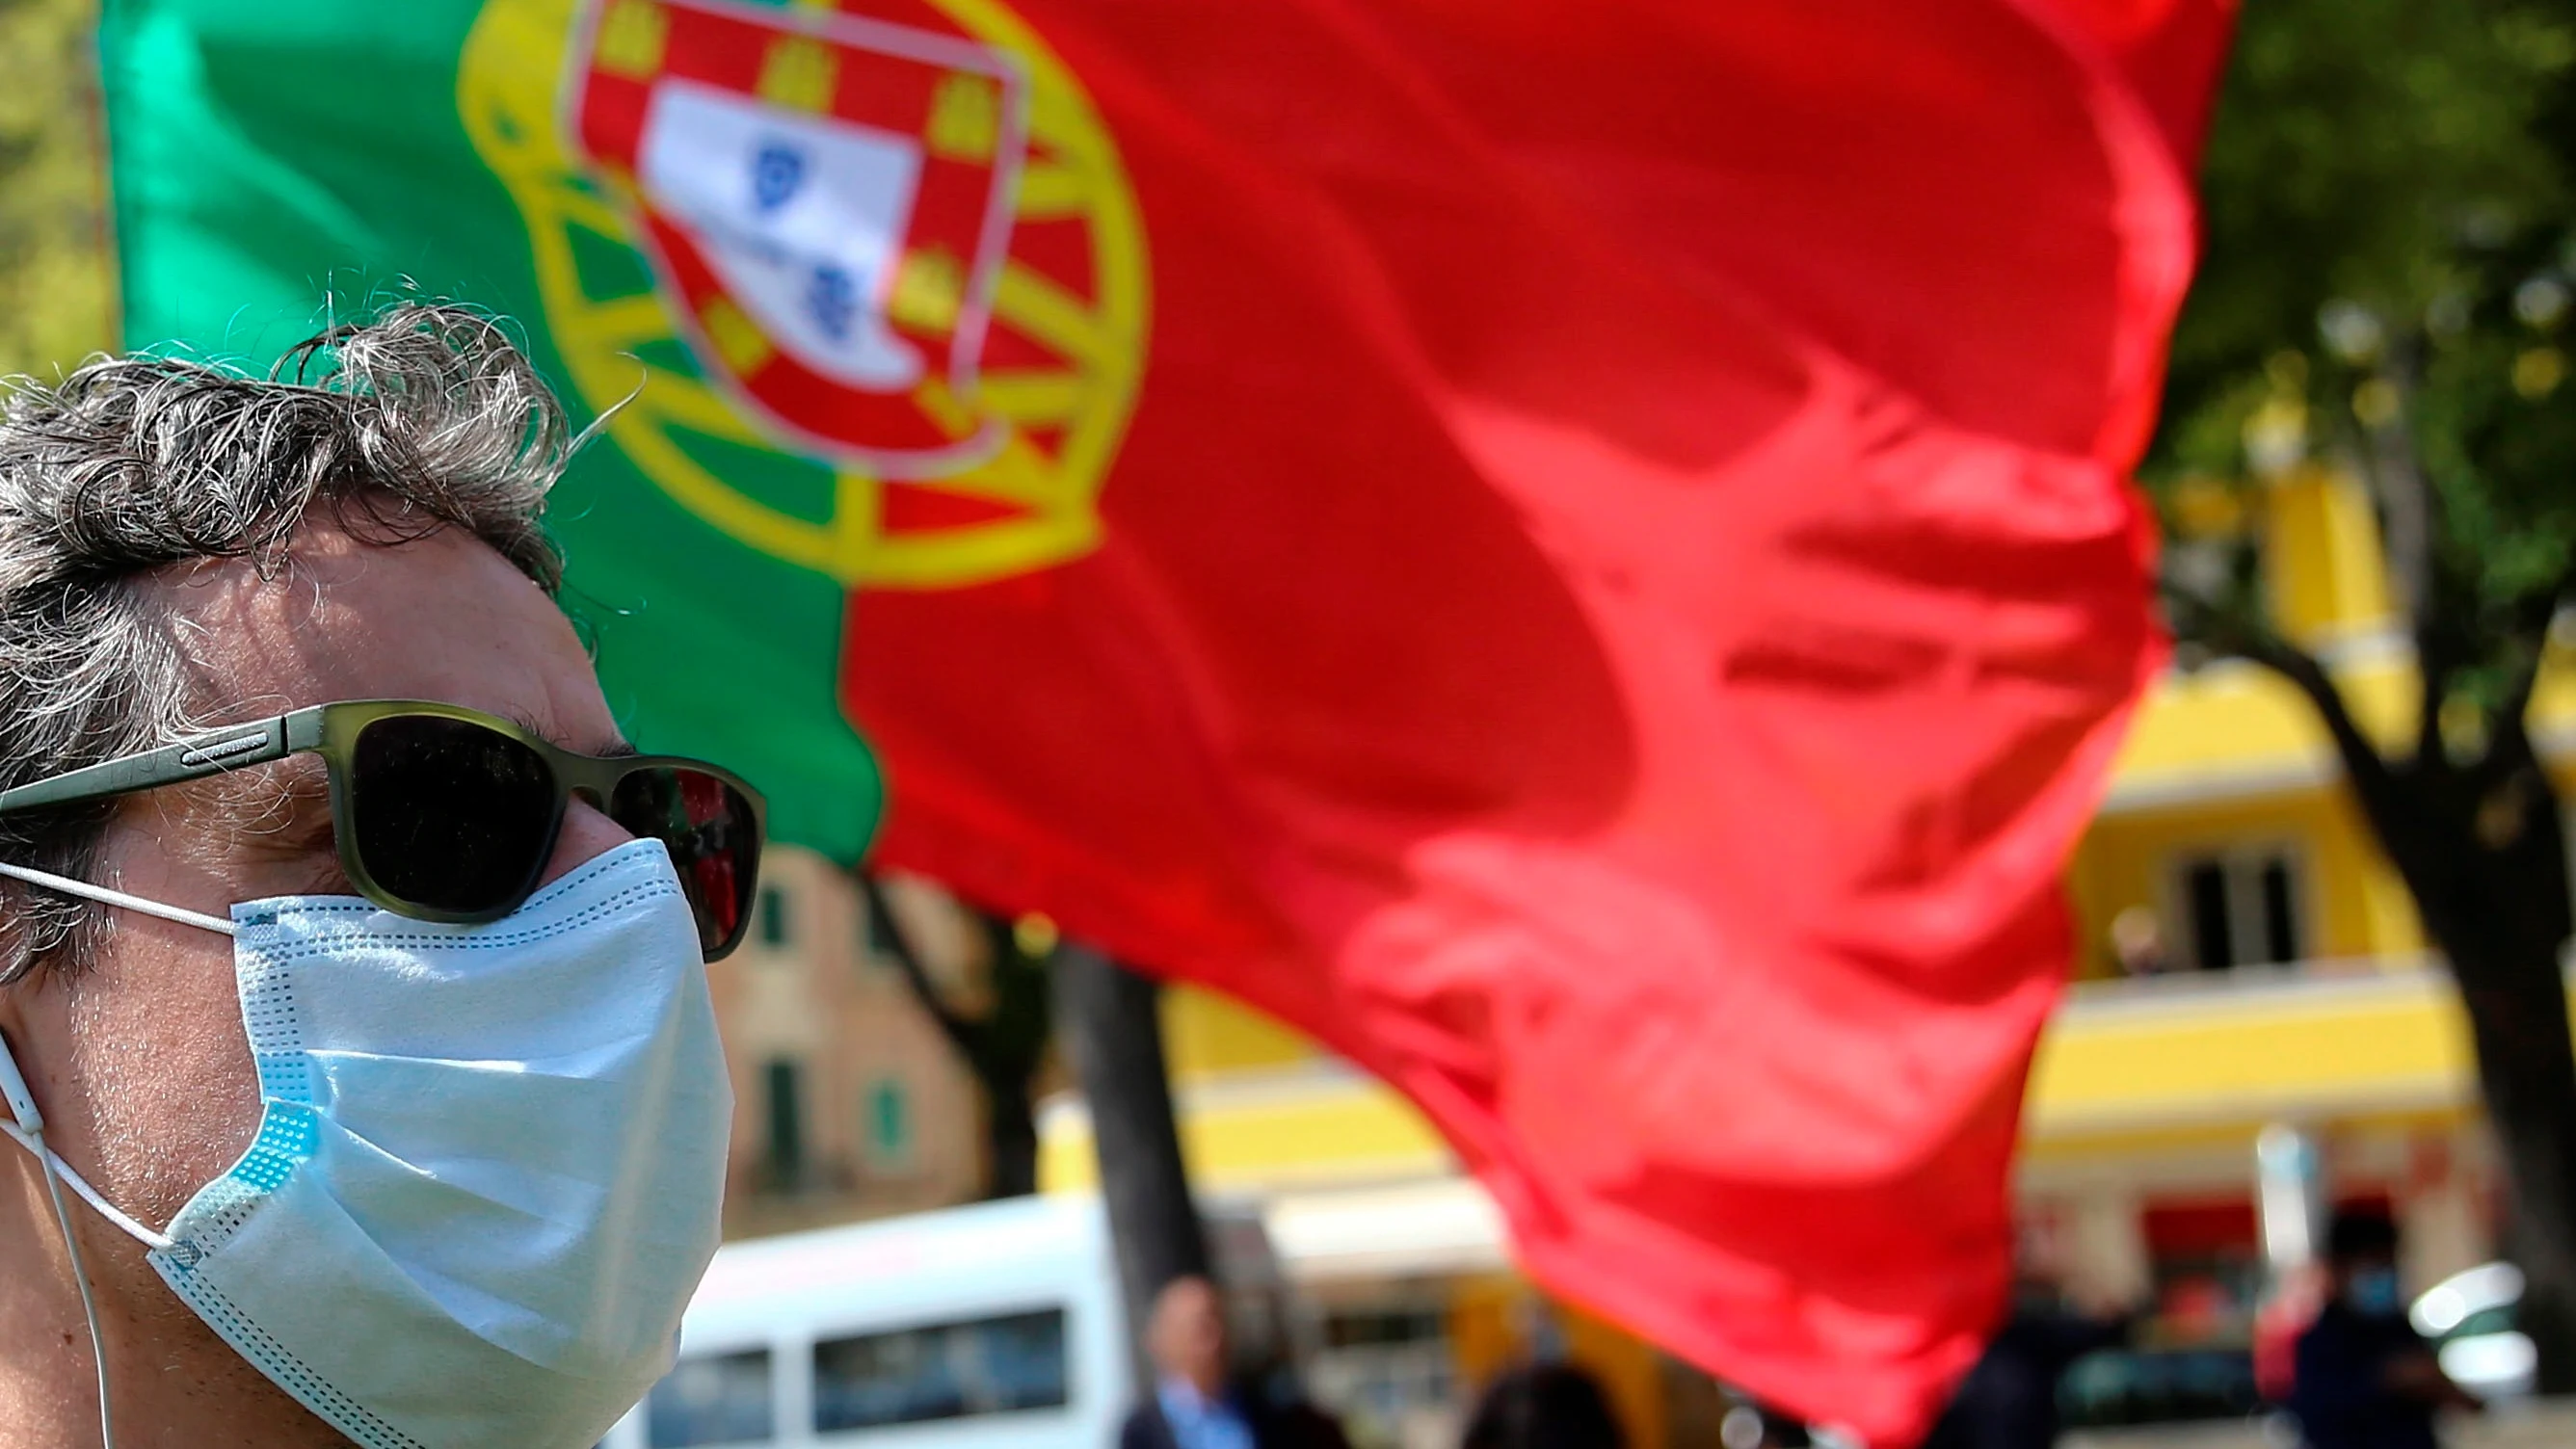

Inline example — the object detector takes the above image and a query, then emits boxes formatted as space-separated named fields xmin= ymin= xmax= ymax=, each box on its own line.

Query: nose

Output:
xmin=537 ymin=796 xmax=637 ymax=887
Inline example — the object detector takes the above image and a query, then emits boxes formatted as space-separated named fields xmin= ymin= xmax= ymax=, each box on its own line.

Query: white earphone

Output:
xmin=0 ymin=1031 xmax=40 ymax=1134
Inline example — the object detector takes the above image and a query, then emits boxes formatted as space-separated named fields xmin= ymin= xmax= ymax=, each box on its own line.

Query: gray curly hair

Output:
xmin=0 ymin=303 xmax=574 ymax=982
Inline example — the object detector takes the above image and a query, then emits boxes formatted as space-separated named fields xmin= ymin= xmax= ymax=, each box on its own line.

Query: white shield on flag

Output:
xmin=638 ymin=78 xmax=929 ymax=392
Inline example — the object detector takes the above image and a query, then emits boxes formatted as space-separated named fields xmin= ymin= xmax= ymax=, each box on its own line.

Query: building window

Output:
xmin=2172 ymin=847 xmax=2304 ymax=969
xmin=857 ymin=902 xmax=892 ymax=979
xmin=861 ymin=891 xmax=888 ymax=957
xmin=757 ymin=885 xmax=789 ymax=948
xmin=763 ymin=1057 xmax=806 ymax=1191
xmin=864 ymin=1077 xmax=915 ymax=1172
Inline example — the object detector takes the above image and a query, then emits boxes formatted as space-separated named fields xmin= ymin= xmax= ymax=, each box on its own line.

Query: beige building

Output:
xmin=705 ymin=846 xmax=992 ymax=1236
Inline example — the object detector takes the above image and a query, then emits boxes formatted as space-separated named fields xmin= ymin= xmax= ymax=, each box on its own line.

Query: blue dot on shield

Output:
xmin=807 ymin=265 xmax=859 ymax=341
xmin=752 ymin=141 xmax=806 ymax=213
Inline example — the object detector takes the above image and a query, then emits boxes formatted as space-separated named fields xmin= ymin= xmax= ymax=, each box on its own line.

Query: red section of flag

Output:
xmin=840 ymin=0 xmax=2221 ymax=1439
xmin=2045 ymin=0 xmax=2241 ymax=164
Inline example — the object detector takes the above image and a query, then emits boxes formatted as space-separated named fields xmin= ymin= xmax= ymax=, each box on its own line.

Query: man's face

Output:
xmin=0 ymin=518 xmax=630 ymax=1431
xmin=1151 ymin=1278 xmax=1231 ymax=1392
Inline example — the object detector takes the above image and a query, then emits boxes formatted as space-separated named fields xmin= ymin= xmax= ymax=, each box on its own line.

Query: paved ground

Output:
xmin=2062 ymin=1401 xmax=2576 ymax=1449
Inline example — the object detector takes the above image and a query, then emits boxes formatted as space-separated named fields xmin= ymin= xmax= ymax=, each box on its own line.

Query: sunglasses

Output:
xmin=0 ymin=700 xmax=765 ymax=961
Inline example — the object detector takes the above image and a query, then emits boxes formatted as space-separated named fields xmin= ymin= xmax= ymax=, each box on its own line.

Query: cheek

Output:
xmin=66 ymin=913 xmax=259 ymax=1223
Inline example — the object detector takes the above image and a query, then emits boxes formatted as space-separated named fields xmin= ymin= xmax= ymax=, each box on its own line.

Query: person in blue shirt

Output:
xmin=1119 ymin=1276 xmax=1348 ymax=1449
xmin=2288 ymin=1210 xmax=2482 ymax=1449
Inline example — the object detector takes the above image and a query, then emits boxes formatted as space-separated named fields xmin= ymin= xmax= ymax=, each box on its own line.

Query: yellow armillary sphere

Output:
xmin=460 ymin=0 xmax=1148 ymax=589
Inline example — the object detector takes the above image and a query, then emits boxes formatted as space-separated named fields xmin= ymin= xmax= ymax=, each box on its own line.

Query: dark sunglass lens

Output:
xmin=609 ymin=767 xmax=760 ymax=958
xmin=351 ymin=717 xmax=558 ymax=913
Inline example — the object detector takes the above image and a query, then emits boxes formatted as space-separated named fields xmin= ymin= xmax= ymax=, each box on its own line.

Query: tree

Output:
xmin=859 ymin=874 xmax=1055 ymax=1198
xmin=1054 ymin=944 xmax=1211 ymax=1382
xmin=2150 ymin=0 xmax=2576 ymax=1389
xmin=0 ymin=0 xmax=113 ymax=379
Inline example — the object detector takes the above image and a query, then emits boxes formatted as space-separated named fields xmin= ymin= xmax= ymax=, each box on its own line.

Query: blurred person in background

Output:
xmin=1919 ymin=1241 xmax=2136 ymax=1449
xmin=2109 ymin=906 xmax=2169 ymax=979
xmin=1460 ymin=1362 xmax=1627 ymax=1449
xmin=1121 ymin=1275 xmax=1349 ymax=1449
xmin=2287 ymin=1209 xmax=2481 ymax=1449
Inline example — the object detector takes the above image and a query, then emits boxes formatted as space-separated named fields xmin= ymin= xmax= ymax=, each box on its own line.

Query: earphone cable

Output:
xmin=31 ymin=1131 xmax=116 ymax=1449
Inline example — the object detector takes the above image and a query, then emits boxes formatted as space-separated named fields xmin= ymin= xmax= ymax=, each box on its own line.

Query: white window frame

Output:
xmin=2164 ymin=840 xmax=2312 ymax=970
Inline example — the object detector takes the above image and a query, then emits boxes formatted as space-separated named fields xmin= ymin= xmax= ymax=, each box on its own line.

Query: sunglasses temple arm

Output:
xmin=0 ymin=710 xmax=318 ymax=818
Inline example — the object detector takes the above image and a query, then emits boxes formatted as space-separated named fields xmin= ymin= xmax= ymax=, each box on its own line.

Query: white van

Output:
xmin=598 ymin=1195 xmax=1290 ymax=1449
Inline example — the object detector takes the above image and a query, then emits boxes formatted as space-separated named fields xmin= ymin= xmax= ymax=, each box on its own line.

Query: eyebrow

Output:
xmin=508 ymin=709 xmax=636 ymax=760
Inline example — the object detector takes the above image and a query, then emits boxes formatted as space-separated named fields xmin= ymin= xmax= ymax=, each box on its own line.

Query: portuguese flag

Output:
xmin=100 ymin=0 xmax=2228 ymax=1438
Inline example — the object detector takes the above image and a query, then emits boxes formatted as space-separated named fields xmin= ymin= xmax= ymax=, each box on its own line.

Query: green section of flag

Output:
xmin=97 ymin=0 xmax=884 ymax=862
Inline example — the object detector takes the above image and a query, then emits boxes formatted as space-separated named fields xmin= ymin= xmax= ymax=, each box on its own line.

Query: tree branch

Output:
xmin=2349 ymin=338 xmax=2452 ymax=762
xmin=859 ymin=871 xmax=983 ymax=1061
xmin=2167 ymin=574 xmax=2406 ymax=812
xmin=2243 ymin=628 xmax=2412 ymax=824
xmin=974 ymin=913 xmax=1056 ymax=1076
xmin=2417 ymin=617 xmax=2461 ymax=769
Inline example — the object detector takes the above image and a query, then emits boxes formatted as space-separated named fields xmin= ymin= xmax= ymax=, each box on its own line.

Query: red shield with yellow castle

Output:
xmin=569 ymin=0 xmax=1028 ymax=475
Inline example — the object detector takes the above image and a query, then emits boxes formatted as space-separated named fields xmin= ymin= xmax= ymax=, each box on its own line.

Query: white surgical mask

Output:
xmin=1 ymin=837 xmax=732 ymax=1449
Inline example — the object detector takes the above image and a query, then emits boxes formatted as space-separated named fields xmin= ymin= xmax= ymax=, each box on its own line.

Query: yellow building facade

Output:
xmin=1040 ymin=468 xmax=2573 ymax=1445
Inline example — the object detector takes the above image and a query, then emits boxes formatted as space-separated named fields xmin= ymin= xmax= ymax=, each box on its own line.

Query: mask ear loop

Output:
xmin=0 ymin=859 xmax=224 ymax=1250
xmin=0 ymin=861 xmax=237 ymax=937
xmin=0 ymin=863 xmax=225 ymax=1449
xmin=0 ymin=1033 xmax=119 ymax=1449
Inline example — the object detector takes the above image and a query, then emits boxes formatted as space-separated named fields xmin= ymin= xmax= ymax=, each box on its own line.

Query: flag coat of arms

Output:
xmin=98 ymin=0 xmax=2233 ymax=1439
xmin=568 ymin=0 xmax=1029 ymax=472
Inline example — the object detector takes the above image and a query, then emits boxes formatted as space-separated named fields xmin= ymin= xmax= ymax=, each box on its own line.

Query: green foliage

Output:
xmin=2151 ymin=0 xmax=2576 ymax=721
xmin=2165 ymin=0 xmax=2568 ymax=401
xmin=2156 ymin=19 xmax=2576 ymax=1384
xmin=0 ymin=0 xmax=110 ymax=380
